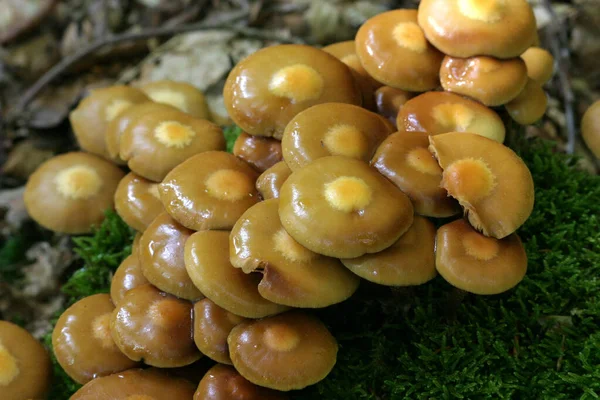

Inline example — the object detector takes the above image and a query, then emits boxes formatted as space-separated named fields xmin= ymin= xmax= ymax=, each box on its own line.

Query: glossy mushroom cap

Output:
xmin=418 ymin=0 xmax=537 ymax=58
xmin=581 ymin=100 xmax=600 ymax=158
xmin=139 ymin=80 xmax=210 ymax=119
xmin=372 ymin=132 xmax=460 ymax=217
xmin=0 ymin=321 xmax=51 ymax=400
xmin=375 ymin=86 xmax=414 ymax=125
xmin=111 ymin=284 xmax=201 ymax=367
xmin=184 ymin=230 xmax=290 ymax=318
xmin=256 ymin=161 xmax=292 ymax=200
xmin=52 ymin=294 xmax=139 ymax=384
xmin=224 ymin=44 xmax=361 ymax=139
xmin=279 ymin=156 xmax=414 ymax=258
xmin=24 ymin=152 xmax=125 ymax=234
xmin=159 ymin=151 xmax=260 ymax=230
xmin=429 ymin=132 xmax=535 ymax=239
xmin=138 ymin=212 xmax=203 ymax=301
xmin=230 ymin=199 xmax=360 ymax=307
xmin=505 ymin=78 xmax=548 ymax=125
xmin=228 ymin=311 xmax=338 ymax=391
xmin=520 ymin=47 xmax=554 ymax=85
xmin=132 ymin=232 xmax=142 ymax=257
xmin=436 ymin=219 xmax=527 ymax=294
xmin=356 ymin=9 xmax=443 ymax=92
xmin=114 ymin=172 xmax=164 ymax=232
xmin=397 ymin=92 xmax=505 ymax=142
xmin=233 ymin=132 xmax=283 ymax=173
xmin=110 ymin=253 xmax=149 ymax=305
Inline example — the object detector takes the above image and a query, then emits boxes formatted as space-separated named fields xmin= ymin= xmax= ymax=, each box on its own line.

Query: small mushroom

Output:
xmin=228 ymin=311 xmax=338 ymax=391
xmin=230 ymin=199 xmax=360 ymax=307
xmin=279 ymin=156 xmax=414 ymax=258
xmin=110 ymin=252 xmax=149 ymax=305
xmin=520 ymin=47 xmax=554 ymax=85
xmin=159 ymin=151 xmax=260 ymax=230
xmin=504 ymin=78 xmax=548 ymax=125
xmin=24 ymin=152 xmax=125 ymax=234
xmin=184 ymin=230 xmax=289 ymax=318
xmin=374 ymin=86 xmax=414 ymax=125
xmin=436 ymin=219 xmax=527 ymax=294
xmin=114 ymin=172 xmax=164 ymax=232
xmin=0 ymin=321 xmax=51 ymax=400
xmin=429 ymin=132 xmax=534 ymax=239
xmin=111 ymin=284 xmax=201 ymax=367
xmin=256 ymin=161 xmax=292 ymax=200
xmin=139 ymin=80 xmax=210 ymax=119
xmin=224 ymin=44 xmax=361 ymax=139
xmin=233 ymin=132 xmax=283 ymax=173
xmin=582 ymin=100 xmax=600 ymax=158
xmin=52 ymin=294 xmax=139 ymax=384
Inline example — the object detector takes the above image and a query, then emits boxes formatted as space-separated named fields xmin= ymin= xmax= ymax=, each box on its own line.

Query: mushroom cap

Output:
xmin=159 ymin=151 xmax=260 ymax=231
xmin=440 ymin=55 xmax=528 ymax=106
xmin=520 ymin=47 xmax=554 ymax=85
xmin=371 ymin=132 xmax=460 ymax=217
xmin=132 ymin=232 xmax=142 ymax=256
xmin=69 ymin=85 xmax=149 ymax=161
xmin=223 ymin=44 xmax=361 ymax=139
xmin=110 ymin=252 xmax=149 ymax=305
xmin=397 ymin=92 xmax=505 ymax=143
xmin=281 ymin=103 xmax=393 ymax=172
xmin=355 ymin=9 xmax=443 ymax=92
xmin=429 ymin=132 xmax=535 ymax=239
xmin=0 ymin=321 xmax=51 ymax=400
xmin=138 ymin=212 xmax=203 ymax=301
xmin=230 ymin=199 xmax=360 ymax=307
xmin=139 ymin=80 xmax=210 ymax=119
xmin=228 ymin=311 xmax=338 ymax=391
xmin=279 ymin=156 xmax=414 ymax=258
xmin=374 ymin=86 xmax=414 ymax=125
xmin=71 ymin=368 xmax=196 ymax=400
xmin=194 ymin=364 xmax=288 ymax=400
xmin=504 ymin=78 xmax=548 ymax=125
xmin=436 ymin=219 xmax=527 ymax=294
xmin=184 ymin=230 xmax=290 ymax=318
xmin=114 ymin=172 xmax=164 ymax=232
xmin=52 ymin=294 xmax=139 ymax=384
xmin=582 ymin=100 xmax=600 ymax=158
xmin=24 ymin=152 xmax=125 ymax=234
xmin=256 ymin=161 xmax=292 ymax=200
xmin=233 ymin=132 xmax=283 ymax=173
xmin=119 ymin=108 xmax=225 ymax=182
xmin=417 ymin=0 xmax=537 ymax=58
xmin=111 ymin=284 xmax=201 ymax=367
xmin=193 ymin=298 xmax=249 ymax=365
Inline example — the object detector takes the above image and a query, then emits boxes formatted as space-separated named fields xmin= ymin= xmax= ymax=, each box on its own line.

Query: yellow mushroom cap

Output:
xmin=114 ymin=172 xmax=164 ymax=232
xmin=110 ymin=253 xmax=149 ymax=306
xmin=581 ymin=100 xmax=600 ymax=159
xmin=374 ymin=86 xmax=414 ymax=125
xmin=233 ymin=132 xmax=283 ymax=173
xmin=505 ymin=78 xmax=548 ymax=125
xmin=139 ymin=80 xmax=210 ymax=119
xmin=520 ymin=47 xmax=555 ymax=85
xmin=256 ymin=161 xmax=292 ymax=200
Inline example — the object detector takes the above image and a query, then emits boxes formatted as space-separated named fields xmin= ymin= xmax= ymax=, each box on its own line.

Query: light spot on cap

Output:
xmin=205 ymin=169 xmax=254 ymax=202
xmin=0 ymin=341 xmax=19 ymax=386
xmin=273 ymin=229 xmax=315 ymax=263
xmin=269 ymin=64 xmax=324 ymax=103
xmin=54 ymin=165 xmax=103 ymax=200
xmin=457 ymin=0 xmax=505 ymax=23
xmin=432 ymin=103 xmax=475 ymax=131
xmin=263 ymin=323 xmax=300 ymax=352
xmin=154 ymin=121 xmax=196 ymax=148
xmin=323 ymin=124 xmax=369 ymax=159
xmin=147 ymin=89 xmax=188 ymax=113
xmin=462 ymin=230 xmax=500 ymax=261
xmin=442 ymin=158 xmax=496 ymax=203
xmin=392 ymin=22 xmax=428 ymax=53
xmin=324 ymin=176 xmax=373 ymax=213
xmin=92 ymin=313 xmax=117 ymax=350
xmin=148 ymin=298 xmax=190 ymax=329
xmin=406 ymin=147 xmax=442 ymax=176
xmin=105 ymin=99 xmax=133 ymax=122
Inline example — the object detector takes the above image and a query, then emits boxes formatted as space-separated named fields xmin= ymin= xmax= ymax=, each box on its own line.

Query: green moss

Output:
xmin=224 ymin=124 xmax=242 ymax=153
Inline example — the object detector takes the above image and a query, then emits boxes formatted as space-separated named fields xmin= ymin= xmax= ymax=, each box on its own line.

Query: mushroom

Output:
xmin=52 ymin=293 xmax=139 ymax=384
xmin=355 ymin=9 xmax=443 ymax=92
xmin=24 ymin=152 xmax=125 ymax=234
xmin=194 ymin=364 xmax=288 ymax=400
xmin=397 ymin=92 xmax=505 ymax=143
xmin=417 ymin=0 xmax=537 ymax=59
xmin=279 ymin=156 xmax=414 ymax=258
xmin=436 ymin=219 xmax=527 ymax=294
xmin=184 ymin=230 xmax=289 ymax=318
xmin=520 ymin=47 xmax=554 ymax=85
xmin=223 ymin=44 xmax=362 ymax=139
xmin=132 ymin=232 xmax=142 ymax=256
xmin=139 ymin=80 xmax=210 ymax=119
xmin=138 ymin=212 xmax=203 ymax=301
xmin=256 ymin=161 xmax=292 ymax=200
xmin=504 ymin=78 xmax=548 ymax=125
xmin=281 ymin=103 xmax=393 ymax=172
xmin=0 ymin=321 xmax=51 ymax=400
xmin=114 ymin=172 xmax=164 ymax=232
xmin=230 ymin=199 xmax=360 ymax=307
xmin=228 ymin=311 xmax=338 ymax=391
xmin=429 ymin=132 xmax=534 ymax=239
xmin=440 ymin=55 xmax=528 ymax=106
xmin=111 ymin=284 xmax=201 ymax=367
xmin=371 ymin=131 xmax=460 ymax=217
xmin=110 ymin=252 xmax=149 ymax=305
xmin=233 ymin=132 xmax=283 ymax=173
xmin=193 ymin=298 xmax=249 ymax=365
xmin=159 ymin=151 xmax=260 ymax=230
xmin=374 ymin=86 xmax=414 ymax=125
xmin=582 ymin=100 xmax=600 ymax=158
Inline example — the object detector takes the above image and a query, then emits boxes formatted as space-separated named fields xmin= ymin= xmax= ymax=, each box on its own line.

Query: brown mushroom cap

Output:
xmin=52 ymin=294 xmax=139 ymax=384
xmin=233 ymin=132 xmax=283 ymax=173
xmin=279 ymin=156 xmax=414 ymax=258
xmin=193 ymin=298 xmax=249 ymax=365
xmin=436 ymin=219 xmax=527 ymax=294
xmin=440 ymin=55 xmax=528 ymax=106
xmin=111 ymin=284 xmax=201 ymax=367
xmin=397 ymin=92 xmax=505 ymax=142
xmin=429 ymin=132 xmax=535 ymax=239
xmin=24 ymin=152 xmax=125 ymax=234
xmin=520 ymin=47 xmax=554 ymax=85
xmin=230 ymin=199 xmax=360 ymax=307
xmin=228 ymin=311 xmax=338 ymax=391
xmin=356 ymin=9 xmax=443 ymax=92
xmin=371 ymin=132 xmax=460 ymax=217
xmin=184 ymin=230 xmax=289 ymax=318
xmin=256 ymin=161 xmax=292 ymax=200
xmin=110 ymin=253 xmax=149 ymax=305
xmin=114 ymin=172 xmax=164 ymax=232
xmin=224 ymin=44 xmax=361 ymax=139
xmin=281 ymin=103 xmax=393 ymax=172
xmin=375 ymin=86 xmax=414 ymax=125
xmin=159 ymin=151 xmax=260 ymax=230
xmin=132 ymin=232 xmax=142 ymax=256
xmin=138 ymin=212 xmax=203 ymax=301
xmin=582 ymin=100 xmax=600 ymax=158
xmin=0 ymin=321 xmax=51 ymax=400
xmin=504 ymin=78 xmax=548 ymax=125
xmin=139 ymin=80 xmax=210 ymax=119
xmin=418 ymin=0 xmax=537 ymax=59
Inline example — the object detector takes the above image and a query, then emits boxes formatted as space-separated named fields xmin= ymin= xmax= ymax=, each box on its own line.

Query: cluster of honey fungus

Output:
xmin=14 ymin=1 xmax=555 ymax=398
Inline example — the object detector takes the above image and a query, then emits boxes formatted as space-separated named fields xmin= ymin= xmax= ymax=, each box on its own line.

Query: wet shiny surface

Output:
xmin=110 ymin=253 xmax=149 ymax=305
xmin=256 ymin=161 xmax=292 ymax=200
xmin=140 ymin=80 xmax=210 ymax=119
xmin=375 ymin=86 xmax=413 ymax=125
xmin=114 ymin=172 xmax=164 ymax=232
xmin=233 ymin=132 xmax=283 ymax=173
